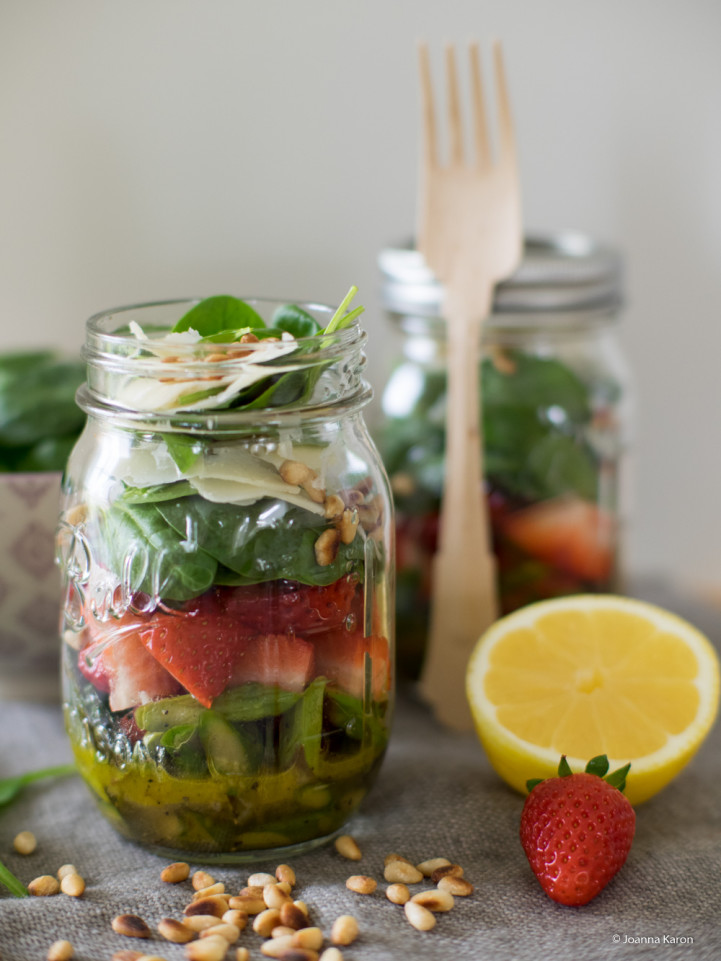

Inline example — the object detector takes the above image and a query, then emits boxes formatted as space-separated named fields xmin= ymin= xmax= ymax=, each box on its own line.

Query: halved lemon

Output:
xmin=466 ymin=594 xmax=720 ymax=804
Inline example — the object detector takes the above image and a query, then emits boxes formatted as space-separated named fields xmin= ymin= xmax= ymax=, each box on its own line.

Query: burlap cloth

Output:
xmin=1 ymin=584 xmax=719 ymax=961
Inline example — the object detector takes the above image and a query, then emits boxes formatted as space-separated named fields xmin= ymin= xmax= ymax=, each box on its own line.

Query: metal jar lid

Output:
xmin=378 ymin=231 xmax=623 ymax=320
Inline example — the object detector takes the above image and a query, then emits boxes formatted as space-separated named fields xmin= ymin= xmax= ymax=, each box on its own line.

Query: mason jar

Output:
xmin=56 ymin=296 xmax=394 ymax=861
xmin=377 ymin=233 xmax=632 ymax=681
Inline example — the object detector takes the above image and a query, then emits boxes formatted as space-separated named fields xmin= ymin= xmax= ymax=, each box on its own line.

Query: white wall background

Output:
xmin=1 ymin=0 xmax=720 ymax=589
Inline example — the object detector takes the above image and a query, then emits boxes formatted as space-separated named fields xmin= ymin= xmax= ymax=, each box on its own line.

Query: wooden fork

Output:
xmin=416 ymin=41 xmax=523 ymax=729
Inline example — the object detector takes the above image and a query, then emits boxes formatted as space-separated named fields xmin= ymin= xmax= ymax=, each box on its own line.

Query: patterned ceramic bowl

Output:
xmin=0 ymin=472 xmax=62 ymax=701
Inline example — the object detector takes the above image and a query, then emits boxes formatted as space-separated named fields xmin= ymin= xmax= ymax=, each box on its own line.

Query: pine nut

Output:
xmin=13 ymin=830 xmax=37 ymax=854
xmin=264 ymin=882 xmax=292 ymax=908
xmin=275 ymin=864 xmax=296 ymax=887
xmin=158 ymin=918 xmax=196 ymax=943
xmin=314 ymin=528 xmax=340 ymax=566
xmin=238 ymin=885 xmax=265 ymax=897
xmin=319 ymin=951 xmax=344 ymax=961
xmin=279 ymin=460 xmax=313 ymax=486
xmin=385 ymin=883 xmax=410 ymax=905
xmin=410 ymin=889 xmax=455 ymax=912
xmin=383 ymin=853 xmax=410 ymax=866
xmin=161 ymin=862 xmax=190 ymax=884
xmin=276 ymin=880 xmax=293 ymax=895
xmin=330 ymin=915 xmax=359 ymax=946
xmin=259 ymin=936 xmax=292 ymax=957
xmin=437 ymin=875 xmax=474 ymax=897
xmin=183 ymin=916 xmax=221 ymax=933
xmin=200 ymin=922 xmax=240 ymax=943
xmin=111 ymin=953 xmax=143 ymax=961
xmin=253 ymin=908 xmax=282 ymax=937
xmin=324 ymin=494 xmax=345 ymax=519
xmin=272 ymin=926 xmax=297 ymax=938
xmin=228 ymin=894 xmax=267 ymax=915
xmin=60 ymin=873 xmax=85 ymax=897
xmin=112 ymin=915 xmax=152 ymax=938
xmin=185 ymin=896 xmax=229 ymax=918
xmin=292 ymin=927 xmax=324 ymax=951
xmin=193 ymin=883 xmax=226 ymax=900
xmin=302 ymin=479 xmax=326 ymax=504
xmin=222 ymin=909 xmax=248 ymax=930
xmin=404 ymin=901 xmax=436 ymax=932
xmin=47 ymin=941 xmax=74 ymax=961
xmin=279 ymin=901 xmax=309 ymax=930
xmin=248 ymin=872 xmax=277 ymax=887
xmin=205 ymin=352 xmax=228 ymax=363
xmin=137 ymin=956 xmax=168 ymax=961
xmin=192 ymin=871 xmax=216 ymax=891
xmin=430 ymin=863 xmax=463 ymax=884
xmin=345 ymin=875 xmax=377 ymax=895
xmin=383 ymin=861 xmax=423 ymax=885
xmin=185 ymin=936 xmax=228 ymax=961
xmin=338 ymin=509 xmax=359 ymax=544
xmin=292 ymin=900 xmax=310 ymax=918
xmin=236 ymin=950 xmax=250 ymax=961
xmin=416 ymin=858 xmax=451 ymax=877
xmin=28 ymin=876 xmax=60 ymax=896
xmin=334 ymin=835 xmax=362 ymax=861
xmin=57 ymin=864 xmax=78 ymax=880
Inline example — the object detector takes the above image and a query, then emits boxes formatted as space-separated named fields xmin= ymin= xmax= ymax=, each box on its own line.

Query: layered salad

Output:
xmin=59 ymin=291 xmax=392 ymax=857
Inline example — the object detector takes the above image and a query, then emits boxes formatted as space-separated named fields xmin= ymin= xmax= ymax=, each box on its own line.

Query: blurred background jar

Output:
xmin=377 ymin=232 xmax=633 ymax=681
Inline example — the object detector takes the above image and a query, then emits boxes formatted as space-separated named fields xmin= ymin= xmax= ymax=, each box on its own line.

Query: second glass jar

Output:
xmin=377 ymin=233 xmax=632 ymax=680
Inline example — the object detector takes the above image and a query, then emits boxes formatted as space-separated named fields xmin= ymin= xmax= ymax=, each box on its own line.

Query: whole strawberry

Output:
xmin=520 ymin=755 xmax=636 ymax=906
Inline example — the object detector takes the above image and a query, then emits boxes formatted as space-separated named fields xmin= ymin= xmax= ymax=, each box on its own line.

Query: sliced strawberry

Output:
xmin=78 ymin=623 xmax=182 ymax=712
xmin=500 ymin=496 xmax=614 ymax=583
xmin=222 ymin=576 xmax=361 ymax=637
xmin=312 ymin=630 xmax=391 ymax=700
xmin=228 ymin=633 xmax=315 ymax=692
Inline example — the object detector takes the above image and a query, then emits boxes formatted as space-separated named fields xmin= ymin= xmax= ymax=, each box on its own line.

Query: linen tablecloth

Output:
xmin=1 ymin=584 xmax=720 ymax=961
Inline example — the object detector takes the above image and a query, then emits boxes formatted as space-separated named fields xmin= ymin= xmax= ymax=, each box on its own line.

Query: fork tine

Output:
xmin=418 ymin=42 xmax=438 ymax=171
xmin=493 ymin=41 xmax=516 ymax=165
xmin=469 ymin=42 xmax=491 ymax=171
xmin=445 ymin=44 xmax=464 ymax=166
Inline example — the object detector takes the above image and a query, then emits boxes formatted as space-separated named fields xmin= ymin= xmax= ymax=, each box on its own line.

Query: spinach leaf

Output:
xmin=172 ymin=295 xmax=266 ymax=336
xmin=120 ymin=479 xmax=196 ymax=504
xmin=279 ymin=677 xmax=327 ymax=771
xmin=271 ymin=304 xmax=321 ymax=338
xmin=156 ymin=496 xmax=365 ymax=588
xmin=105 ymin=500 xmax=218 ymax=600
xmin=162 ymin=434 xmax=205 ymax=473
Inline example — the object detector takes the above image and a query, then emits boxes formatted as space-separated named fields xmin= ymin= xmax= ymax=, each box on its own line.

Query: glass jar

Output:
xmin=56 ymin=296 xmax=394 ymax=862
xmin=377 ymin=233 xmax=632 ymax=681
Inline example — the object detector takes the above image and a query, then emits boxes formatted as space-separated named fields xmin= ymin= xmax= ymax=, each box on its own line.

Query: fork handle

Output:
xmin=419 ymin=290 xmax=499 ymax=730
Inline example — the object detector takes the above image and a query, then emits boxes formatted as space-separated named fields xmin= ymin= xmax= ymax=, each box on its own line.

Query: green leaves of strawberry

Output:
xmin=526 ymin=754 xmax=631 ymax=794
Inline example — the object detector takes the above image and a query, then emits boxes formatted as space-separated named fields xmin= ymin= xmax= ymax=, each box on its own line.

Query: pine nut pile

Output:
xmin=10 ymin=829 xmax=473 ymax=959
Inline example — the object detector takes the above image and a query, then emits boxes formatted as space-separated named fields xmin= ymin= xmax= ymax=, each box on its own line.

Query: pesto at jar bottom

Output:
xmin=63 ymin=629 xmax=390 ymax=860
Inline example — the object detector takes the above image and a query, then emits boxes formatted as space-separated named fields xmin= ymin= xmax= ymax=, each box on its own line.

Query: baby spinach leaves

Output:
xmin=172 ymin=295 xmax=265 ymax=337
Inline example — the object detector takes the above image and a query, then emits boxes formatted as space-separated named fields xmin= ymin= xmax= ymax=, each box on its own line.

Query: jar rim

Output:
xmin=379 ymin=231 xmax=623 ymax=320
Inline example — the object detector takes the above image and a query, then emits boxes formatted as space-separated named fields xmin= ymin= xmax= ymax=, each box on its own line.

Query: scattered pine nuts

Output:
xmin=136 ymin=956 xmax=168 ymax=961
xmin=271 ymin=926 xmax=297 ymax=939
xmin=222 ymin=909 xmax=248 ymax=930
xmin=28 ymin=876 xmax=60 ymax=897
xmin=259 ymin=937 xmax=293 ymax=958
xmin=292 ymin=927 xmax=324 ymax=951
xmin=383 ymin=860 xmax=423 ymax=885
xmin=192 ymin=871 xmax=215 ymax=891
xmin=161 ymin=862 xmax=190 ymax=884
xmin=437 ymin=875 xmax=474 ymax=897
xmin=185 ymin=936 xmax=228 ymax=961
xmin=264 ymin=882 xmax=292 ymax=908
xmin=383 ymin=853 xmax=411 ymax=866
xmin=279 ymin=459 xmax=313 ymax=486
xmin=385 ymin=883 xmax=411 ymax=905
xmin=410 ymin=889 xmax=455 ymax=913
xmin=248 ymin=872 xmax=277 ymax=888
xmin=345 ymin=875 xmax=377 ymax=895
xmin=253 ymin=908 xmax=282 ymax=938
xmin=200 ymin=922 xmax=241 ymax=943
xmin=430 ymin=863 xmax=463 ymax=884
xmin=57 ymin=864 xmax=77 ymax=880
xmin=158 ymin=918 xmax=196 ymax=944
xmin=47 ymin=941 xmax=74 ymax=961
xmin=112 ymin=915 xmax=152 ymax=939
xmin=60 ymin=873 xmax=85 ymax=898
xmin=111 ymin=952 xmax=144 ymax=961
xmin=235 ymin=950 xmax=250 ymax=961
xmin=314 ymin=528 xmax=340 ymax=567
xmin=13 ymin=830 xmax=37 ymax=855
xmin=275 ymin=864 xmax=296 ymax=887
xmin=330 ymin=915 xmax=359 ymax=946
xmin=333 ymin=835 xmax=362 ymax=861
xmin=183 ymin=916 xmax=222 ymax=933
xmin=192 ymin=882 xmax=226 ymax=900
xmin=416 ymin=857 xmax=451 ymax=876
xmin=238 ymin=885 xmax=265 ymax=898
xmin=404 ymin=900 xmax=436 ymax=932
xmin=228 ymin=894 xmax=266 ymax=915
xmin=319 ymin=951 xmax=344 ymax=961
xmin=279 ymin=901 xmax=309 ymax=930
xmin=185 ymin=896 xmax=229 ymax=918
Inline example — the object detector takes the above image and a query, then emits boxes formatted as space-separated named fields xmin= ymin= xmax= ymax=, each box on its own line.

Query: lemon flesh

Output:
xmin=466 ymin=595 xmax=720 ymax=804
